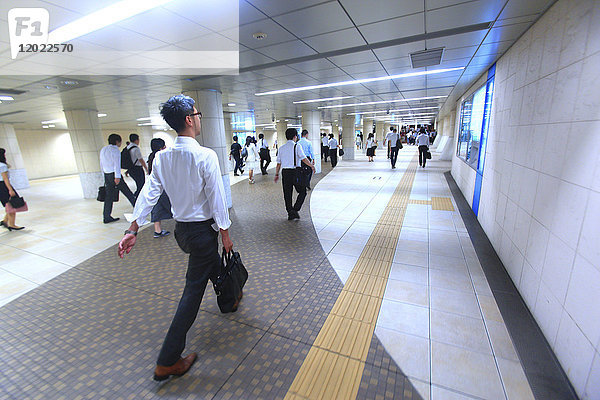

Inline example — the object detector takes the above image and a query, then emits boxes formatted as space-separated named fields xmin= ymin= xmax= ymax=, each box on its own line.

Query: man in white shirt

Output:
xmin=328 ymin=134 xmax=339 ymax=168
xmin=384 ymin=127 xmax=402 ymax=169
xmin=118 ymin=94 xmax=234 ymax=381
xmin=125 ymin=133 xmax=149 ymax=200
xmin=258 ymin=133 xmax=271 ymax=175
xmin=99 ymin=134 xmax=136 ymax=223
xmin=298 ymin=129 xmax=315 ymax=190
xmin=321 ymin=133 xmax=329 ymax=162
xmin=416 ymin=128 xmax=430 ymax=168
xmin=274 ymin=128 xmax=316 ymax=220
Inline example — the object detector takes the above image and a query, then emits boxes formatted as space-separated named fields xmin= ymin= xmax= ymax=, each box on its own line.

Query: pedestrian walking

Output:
xmin=416 ymin=128 xmax=430 ymax=168
xmin=119 ymin=94 xmax=233 ymax=381
xmin=328 ymin=134 xmax=339 ymax=168
xmin=100 ymin=134 xmax=136 ymax=223
xmin=258 ymin=133 xmax=271 ymax=175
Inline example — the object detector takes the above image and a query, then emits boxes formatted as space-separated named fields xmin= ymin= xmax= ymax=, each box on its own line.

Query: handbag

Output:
xmin=213 ymin=248 xmax=248 ymax=313
xmin=426 ymin=150 xmax=432 ymax=159
xmin=96 ymin=186 xmax=119 ymax=202
xmin=8 ymin=195 xmax=25 ymax=208
xmin=339 ymin=148 xmax=344 ymax=156
xmin=6 ymin=196 xmax=28 ymax=213
xmin=293 ymin=144 xmax=310 ymax=188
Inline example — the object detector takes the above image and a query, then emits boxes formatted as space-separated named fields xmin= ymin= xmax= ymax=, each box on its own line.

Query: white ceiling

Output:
xmin=0 ymin=0 xmax=555 ymax=131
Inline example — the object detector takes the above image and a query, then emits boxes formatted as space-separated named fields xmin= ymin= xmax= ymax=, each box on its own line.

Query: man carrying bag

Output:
xmin=274 ymin=128 xmax=315 ymax=220
xmin=118 ymin=95 xmax=234 ymax=382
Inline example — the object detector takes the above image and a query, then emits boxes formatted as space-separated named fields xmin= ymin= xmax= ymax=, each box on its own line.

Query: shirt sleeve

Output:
xmin=202 ymin=150 xmax=232 ymax=230
xmin=276 ymin=147 xmax=282 ymax=164
xmin=307 ymin=142 xmax=314 ymax=159
xmin=0 ymin=163 xmax=7 ymax=174
xmin=113 ymin=147 xmax=122 ymax=178
xmin=296 ymin=143 xmax=307 ymax=163
xmin=132 ymin=146 xmax=143 ymax=162
xmin=132 ymin=163 xmax=163 ymax=226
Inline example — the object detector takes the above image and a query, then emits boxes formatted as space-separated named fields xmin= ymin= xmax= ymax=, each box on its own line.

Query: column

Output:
xmin=440 ymin=110 xmax=456 ymax=161
xmin=341 ymin=116 xmax=355 ymax=160
xmin=375 ymin=121 xmax=385 ymax=143
xmin=184 ymin=89 xmax=232 ymax=208
xmin=0 ymin=124 xmax=29 ymax=189
xmin=363 ymin=117 xmax=372 ymax=148
xmin=64 ymin=109 xmax=105 ymax=198
xmin=138 ymin=126 xmax=154 ymax=157
xmin=332 ymin=123 xmax=339 ymax=142
xmin=223 ymin=113 xmax=233 ymax=151
xmin=276 ymin=120 xmax=288 ymax=150
xmin=301 ymin=110 xmax=321 ymax=174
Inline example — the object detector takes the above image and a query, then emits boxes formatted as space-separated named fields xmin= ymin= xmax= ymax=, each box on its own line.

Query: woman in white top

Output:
xmin=365 ymin=133 xmax=377 ymax=162
xmin=0 ymin=148 xmax=24 ymax=230
xmin=244 ymin=136 xmax=260 ymax=184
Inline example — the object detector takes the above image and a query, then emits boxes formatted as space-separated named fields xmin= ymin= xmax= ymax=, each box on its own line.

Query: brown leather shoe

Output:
xmin=153 ymin=353 xmax=198 ymax=381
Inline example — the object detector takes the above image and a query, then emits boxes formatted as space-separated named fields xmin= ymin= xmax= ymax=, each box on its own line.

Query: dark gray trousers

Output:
xmin=103 ymin=172 xmax=136 ymax=221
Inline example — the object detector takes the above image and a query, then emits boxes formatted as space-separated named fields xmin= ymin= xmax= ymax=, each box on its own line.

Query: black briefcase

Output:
xmin=426 ymin=150 xmax=432 ymax=159
xmin=97 ymin=186 xmax=119 ymax=202
xmin=213 ymin=249 xmax=248 ymax=313
xmin=8 ymin=195 xmax=25 ymax=208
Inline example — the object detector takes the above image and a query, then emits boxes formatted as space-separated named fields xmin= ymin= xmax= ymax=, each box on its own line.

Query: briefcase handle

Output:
xmin=221 ymin=247 xmax=233 ymax=266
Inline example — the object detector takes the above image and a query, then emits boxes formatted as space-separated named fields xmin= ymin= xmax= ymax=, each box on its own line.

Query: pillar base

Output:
xmin=222 ymin=174 xmax=232 ymax=209
xmin=342 ymin=147 xmax=355 ymax=161
xmin=440 ymin=136 xmax=454 ymax=161
xmin=79 ymin=171 xmax=104 ymax=199
xmin=8 ymin=168 xmax=29 ymax=190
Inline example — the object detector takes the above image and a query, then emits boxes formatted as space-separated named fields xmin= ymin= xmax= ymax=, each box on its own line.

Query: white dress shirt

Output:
xmin=328 ymin=138 xmax=338 ymax=149
xmin=259 ymin=138 xmax=268 ymax=149
xmin=416 ymin=133 xmax=430 ymax=146
xmin=127 ymin=143 xmax=143 ymax=167
xmin=0 ymin=162 xmax=8 ymax=181
xmin=100 ymin=144 xmax=122 ymax=178
xmin=322 ymin=137 xmax=329 ymax=147
xmin=132 ymin=136 xmax=231 ymax=231
xmin=276 ymin=140 xmax=307 ymax=168
xmin=385 ymin=131 xmax=400 ymax=147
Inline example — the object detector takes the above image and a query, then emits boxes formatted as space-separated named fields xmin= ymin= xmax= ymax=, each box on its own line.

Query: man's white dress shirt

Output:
xmin=277 ymin=140 xmax=307 ymax=168
xmin=385 ymin=131 xmax=400 ymax=147
xmin=321 ymin=137 xmax=329 ymax=147
xmin=328 ymin=138 xmax=338 ymax=149
xmin=416 ymin=133 xmax=430 ymax=146
xmin=100 ymin=144 xmax=122 ymax=178
xmin=132 ymin=136 xmax=231 ymax=231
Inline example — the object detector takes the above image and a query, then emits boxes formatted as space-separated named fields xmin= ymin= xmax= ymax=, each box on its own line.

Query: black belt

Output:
xmin=175 ymin=218 xmax=214 ymax=226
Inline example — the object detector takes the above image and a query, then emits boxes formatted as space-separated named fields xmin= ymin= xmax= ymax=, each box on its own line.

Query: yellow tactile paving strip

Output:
xmin=431 ymin=196 xmax=455 ymax=211
xmin=408 ymin=199 xmax=431 ymax=205
xmin=285 ymin=154 xmax=419 ymax=400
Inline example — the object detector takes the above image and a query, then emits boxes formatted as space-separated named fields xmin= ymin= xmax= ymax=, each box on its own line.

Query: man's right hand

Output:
xmin=118 ymin=234 xmax=136 ymax=258
xmin=114 ymin=178 xmax=120 ymax=185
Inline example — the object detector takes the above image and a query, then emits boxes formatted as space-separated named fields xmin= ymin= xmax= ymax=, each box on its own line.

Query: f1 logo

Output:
xmin=8 ymin=8 xmax=49 ymax=59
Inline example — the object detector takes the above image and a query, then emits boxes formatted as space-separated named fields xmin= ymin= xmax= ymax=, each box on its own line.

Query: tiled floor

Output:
xmin=311 ymin=147 xmax=535 ymax=400
xmin=0 ymin=158 xmax=275 ymax=308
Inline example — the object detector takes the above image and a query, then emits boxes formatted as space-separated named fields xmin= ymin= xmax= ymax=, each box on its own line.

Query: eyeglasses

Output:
xmin=188 ymin=112 xmax=202 ymax=119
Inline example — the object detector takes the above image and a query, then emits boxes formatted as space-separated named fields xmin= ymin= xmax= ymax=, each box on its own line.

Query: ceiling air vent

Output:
xmin=409 ymin=47 xmax=445 ymax=68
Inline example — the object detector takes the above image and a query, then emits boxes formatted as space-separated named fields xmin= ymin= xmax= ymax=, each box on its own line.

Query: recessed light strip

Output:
xmin=318 ymin=95 xmax=447 ymax=109
xmin=255 ymin=67 xmax=463 ymax=96
xmin=293 ymin=96 xmax=353 ymax=104
xmin=347 ymin=106 xmax=439 ymax=115
xmin=48 ymin=0 xmax=176 ymax=43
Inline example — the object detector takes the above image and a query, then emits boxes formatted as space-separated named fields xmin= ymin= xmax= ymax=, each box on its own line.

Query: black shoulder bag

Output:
xmin=213 ymin=248 xmax=248 ymax=313
xmin=294 ymin=143 xmax=310 ymax=188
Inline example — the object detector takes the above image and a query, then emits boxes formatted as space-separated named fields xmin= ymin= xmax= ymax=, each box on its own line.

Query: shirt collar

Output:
xmin=175 ymin=135 xmax=201 ymax=148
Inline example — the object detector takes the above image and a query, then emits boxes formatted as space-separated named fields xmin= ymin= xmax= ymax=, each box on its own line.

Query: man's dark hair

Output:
xmin=329 ymin=134 xmax=334 ymax=139
xmin=233 ymin=135 xmax=238 ymax=142
xmin=108 ymin=133 xmax=121 ymax=145
xmin=285 ymin=128 xmax=298 ymax=140
xmin=258 ymin=133 xmax=264 ymax=139
xmin=301 ymin=129 xmax=308 ymax=137
xmin=159 ymin=94 xmax=195 ymax=133
xmin=0 ymin=148 xmax=6 ymax=164
xmin=129 ymin=133 xmax=139 ymax=142
xmin=390 ymin=126 xmax=394 ymax=131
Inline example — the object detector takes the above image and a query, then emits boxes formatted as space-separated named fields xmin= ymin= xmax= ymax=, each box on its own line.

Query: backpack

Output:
xmin=241 ymin=146 xmax=248 ymax=158
xmin=121 ymin=146 xmax=135 ymax=170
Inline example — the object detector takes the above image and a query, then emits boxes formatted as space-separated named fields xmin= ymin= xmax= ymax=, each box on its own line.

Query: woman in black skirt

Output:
xmin=147 ymin=139 xmax=173 ymax=238
xmin=365 ymin=133 xmax=377 ymax=162
xmin=0 ymin=148 xmax=24 ymax=230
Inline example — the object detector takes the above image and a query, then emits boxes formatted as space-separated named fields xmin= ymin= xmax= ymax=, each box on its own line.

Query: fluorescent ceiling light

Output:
xmin=41 ymin=118 xmax=65 ymax=124
xmin=319 ymin=95 xmax=447 ymax=110
xmin=97 ymin=113 xmax=107 ymax=117
xmin=255 ymin=123 xmax=275 ymax=127
xmin=137 ymin=122 xmax=154 ymax=126
xmin=0 ymin=96 xmax=14 ymax=101
xmin=48 ymin=0 xmax=176 ymax=44
xmin=42 ymin=125 xmax=49 ymax=128
xmin=293 ymin=96 xmax=352 ymax=104
xmin=227 ymin=103 xmax=236 ymax=106
xmin=48 ymin=124 xmax=55 ymax=127
xmin=347 ymin=106 xmax=439 ymax=115
xmin=136 ymin=117 xmax=151 ymax=121
xmin=255 ymin=67 xmax=463 ymax=96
